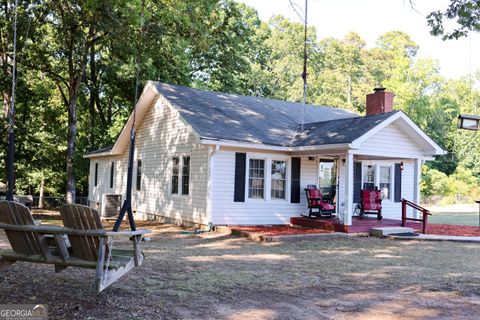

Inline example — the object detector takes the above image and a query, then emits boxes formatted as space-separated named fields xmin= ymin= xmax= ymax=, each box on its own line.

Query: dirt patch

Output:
xmin=230 ymin=225 xmax=333 ymax=236
xmin=428 ymin=223 xmax=480 ymax=236
xmin=0 ymin=224 xmax=479 ymax=319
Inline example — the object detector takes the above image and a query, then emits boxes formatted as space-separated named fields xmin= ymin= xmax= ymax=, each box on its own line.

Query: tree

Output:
xmin=190 ymin=1 xmax=261 ymax=94
xmin=20 ymin=0 xmax=145 ymax=203
xmin=427 ymin=0 xmax=480 ymax=39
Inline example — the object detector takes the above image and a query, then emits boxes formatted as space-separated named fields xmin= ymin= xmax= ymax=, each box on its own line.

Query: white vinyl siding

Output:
xmin=88 ymin=96 xmax=209 ymax=225
xmin=359 ymin=123 xmax=425 ymax=158
xmin=211 ymin=151 xmax=317 ymax=225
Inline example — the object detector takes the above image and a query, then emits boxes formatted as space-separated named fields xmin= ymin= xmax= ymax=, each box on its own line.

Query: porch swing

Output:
xmin=0 ymin=0 xmax=150 ymax=293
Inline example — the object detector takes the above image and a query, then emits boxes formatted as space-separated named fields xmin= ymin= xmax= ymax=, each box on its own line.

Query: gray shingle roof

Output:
xmin=290 ymin=111 xmax=400 ymax=147
xmin=153 ymin=82 xmax=383 ymax=147
xmin=84 ymin=146 xmax=113 ymax=155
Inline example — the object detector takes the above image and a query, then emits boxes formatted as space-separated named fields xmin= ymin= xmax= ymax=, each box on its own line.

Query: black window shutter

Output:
xmin=291 ymin=157 xmax=301 ymax=203
xmin=394 ymin=163 xmax=402 ymax=202
xmin=234 ymin=153 xmax=246 ymax=202
xmin=353 ymin=162 xmax=362 ymax=203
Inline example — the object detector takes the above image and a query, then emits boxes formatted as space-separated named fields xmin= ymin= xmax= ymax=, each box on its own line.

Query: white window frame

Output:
xmin=271 ymin=159 xmax=288 ymax=201
xmin=109 ymin=161 xmax=115 ymax=189
xmin=181 ymin=155 xmax=191 ymax=195
xmin=136 ymin=159 xmax=142 ymax=191
xmin=245 ymin=154 xmax=291 ymax=202
xmin=359 ymin=161 xmax=394 ymax=202
xmin=171 ymin=154 xmax=191 ymax=197
xmin=246 ymin=156 xmax=267 ymax=201
xmin=171 ymin=156 xmax=180 ymax=195
xmin=379 ymin=165 xmax=393 ymax=201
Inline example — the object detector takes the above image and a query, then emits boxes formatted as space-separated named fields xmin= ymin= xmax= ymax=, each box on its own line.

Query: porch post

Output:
xmin=344 ymin=151 xmax=354 ymax=225
xmin=413 ymin=158 xmax=422 ymax=219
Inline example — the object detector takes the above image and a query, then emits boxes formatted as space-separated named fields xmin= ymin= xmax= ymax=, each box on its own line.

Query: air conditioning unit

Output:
xmin=101 ymin=194 xmax=122 ymax=217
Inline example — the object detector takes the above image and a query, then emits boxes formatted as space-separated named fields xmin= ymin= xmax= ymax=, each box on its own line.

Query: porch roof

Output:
xmin=290 ymin=111 xmax=399 ymax=147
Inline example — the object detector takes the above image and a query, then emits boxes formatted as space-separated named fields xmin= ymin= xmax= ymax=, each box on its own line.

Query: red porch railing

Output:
xmin=401 ymin=198 xmax=431 ymax=234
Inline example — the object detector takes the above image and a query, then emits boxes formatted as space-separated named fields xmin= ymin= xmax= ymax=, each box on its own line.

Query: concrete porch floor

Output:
xmin=290 ymin=216 xmax=424 ymax=233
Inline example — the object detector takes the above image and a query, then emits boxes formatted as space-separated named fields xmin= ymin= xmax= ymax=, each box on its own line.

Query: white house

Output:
xmin=84 ymin=82 xmax=444 ymax=227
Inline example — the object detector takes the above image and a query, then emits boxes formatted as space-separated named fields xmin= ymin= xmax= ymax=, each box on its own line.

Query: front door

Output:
xmin=318 ymin=159 xmax=337 ymax=204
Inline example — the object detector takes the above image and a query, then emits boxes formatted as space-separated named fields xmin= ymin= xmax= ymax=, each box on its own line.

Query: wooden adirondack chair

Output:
xmin=0 ymin=201 xmax=150 ymax=292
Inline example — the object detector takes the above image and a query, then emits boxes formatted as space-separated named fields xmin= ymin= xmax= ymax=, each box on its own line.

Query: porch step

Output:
xmin=370 ymin=227 xmax=415 ymax=237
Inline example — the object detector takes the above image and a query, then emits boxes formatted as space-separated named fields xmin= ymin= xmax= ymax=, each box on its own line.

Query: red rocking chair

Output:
xmin=304 ymin=185 xmax=335 ymax=218
xmin=358 ymin=189 xmax=382 ymax=220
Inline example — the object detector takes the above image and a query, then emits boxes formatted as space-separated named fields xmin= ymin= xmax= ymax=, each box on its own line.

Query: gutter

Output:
xmin=199 ymin=138 xmax=353 ymax=153
xmin=83 ymin=151 xmax=114 ymax=159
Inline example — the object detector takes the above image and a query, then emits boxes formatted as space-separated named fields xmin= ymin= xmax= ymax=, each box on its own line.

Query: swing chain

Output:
xmin=102 ymin=236 xmax=114 ymax=285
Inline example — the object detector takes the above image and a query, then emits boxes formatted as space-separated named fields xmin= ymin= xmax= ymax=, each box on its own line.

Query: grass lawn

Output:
xmin=1 ymin=223 xmax=479 ymax=319
xmin=429 ymin=211 xmax=479 ymax=226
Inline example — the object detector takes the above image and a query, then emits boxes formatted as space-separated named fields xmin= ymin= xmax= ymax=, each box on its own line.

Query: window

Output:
xmin=172 ymin=157 xmax=179 ymax=194
xmin=271 ymin=160 xmax=286 ymax=199
xmin=248 ymin=159 xmax=265 ymax=199
xmin=379 ymin=166 xmax=391 ymax=199
xmin=94 ymin=163 xmax=98 ymax=187
xmin=136 ymin=160 xmax=142 ymax=191
xmin=110 ymin=162 xmax=114 ymax=188
xmin=182 ymin=156 xmax=190 ymax=195
xmin=362 ymin=165 xmax=375 ymax=190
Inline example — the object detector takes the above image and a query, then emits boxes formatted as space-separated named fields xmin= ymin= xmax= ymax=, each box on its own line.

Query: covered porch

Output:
xmin=294 ymin=148 xmax=424 ymax=227
xmin=293 ymin=110 xmax=444 ymax=227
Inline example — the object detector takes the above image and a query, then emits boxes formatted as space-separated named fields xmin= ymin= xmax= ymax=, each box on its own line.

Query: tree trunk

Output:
xmin=89 ymin=40 xmax=96 ymax=147
xmin=39 ymin=177 xmax=44 ymax=209
xmin=66 ymin=96 xmax=77 ymax=204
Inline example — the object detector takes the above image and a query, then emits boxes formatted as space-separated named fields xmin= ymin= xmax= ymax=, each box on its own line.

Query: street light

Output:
xmin=458 ymin=114 xmax=480 ymax=131
xmin=458 ymin=114 xmax=480 ymax=226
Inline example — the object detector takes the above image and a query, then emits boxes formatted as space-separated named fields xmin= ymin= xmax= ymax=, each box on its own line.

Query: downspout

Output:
xmin=206 ymin=145 xmax=220 ymax=228
xmin=179 ymin=144 xmax=218 ymax=235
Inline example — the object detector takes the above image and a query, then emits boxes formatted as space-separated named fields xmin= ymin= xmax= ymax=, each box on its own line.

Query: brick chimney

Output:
xmin=366 ymin=87 xmax=394 ymax=116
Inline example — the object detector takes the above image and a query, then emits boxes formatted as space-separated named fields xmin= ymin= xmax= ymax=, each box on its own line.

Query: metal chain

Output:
xmin=132 ymin=0 xmax=145 ymax=129
xmin=102 ymin=236 xmax=114 ymax=285
xmin=300 ymin=0 xmax=308 ymax=132
xmin=9 ymin=0 xmax=18 ymax=132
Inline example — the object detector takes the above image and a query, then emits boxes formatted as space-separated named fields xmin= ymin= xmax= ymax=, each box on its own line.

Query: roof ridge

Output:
xmin=151 ymin=81 xmax=358 ymax=117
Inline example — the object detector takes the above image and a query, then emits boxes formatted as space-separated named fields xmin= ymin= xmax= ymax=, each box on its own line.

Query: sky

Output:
xmin=239 ymin=0 xmax=480 ymax=80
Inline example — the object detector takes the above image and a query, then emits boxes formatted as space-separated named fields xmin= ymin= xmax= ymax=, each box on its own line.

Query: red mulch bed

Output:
xmin=230 ymin=225 xmax=333 ymax=236
xmin=427 ymin=224 xmax=480 ymax=237
xmin=231 ymin=224 xmax=480 ymax=237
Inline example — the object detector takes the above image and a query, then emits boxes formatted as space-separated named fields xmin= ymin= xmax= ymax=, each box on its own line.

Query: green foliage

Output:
xmin=422 ymin=166 xmax=480 ymax=204
xmin=1 ymin=0 xmax=480 ymax=203
xmin=428 ymin=0 xmax=480 ymax=40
